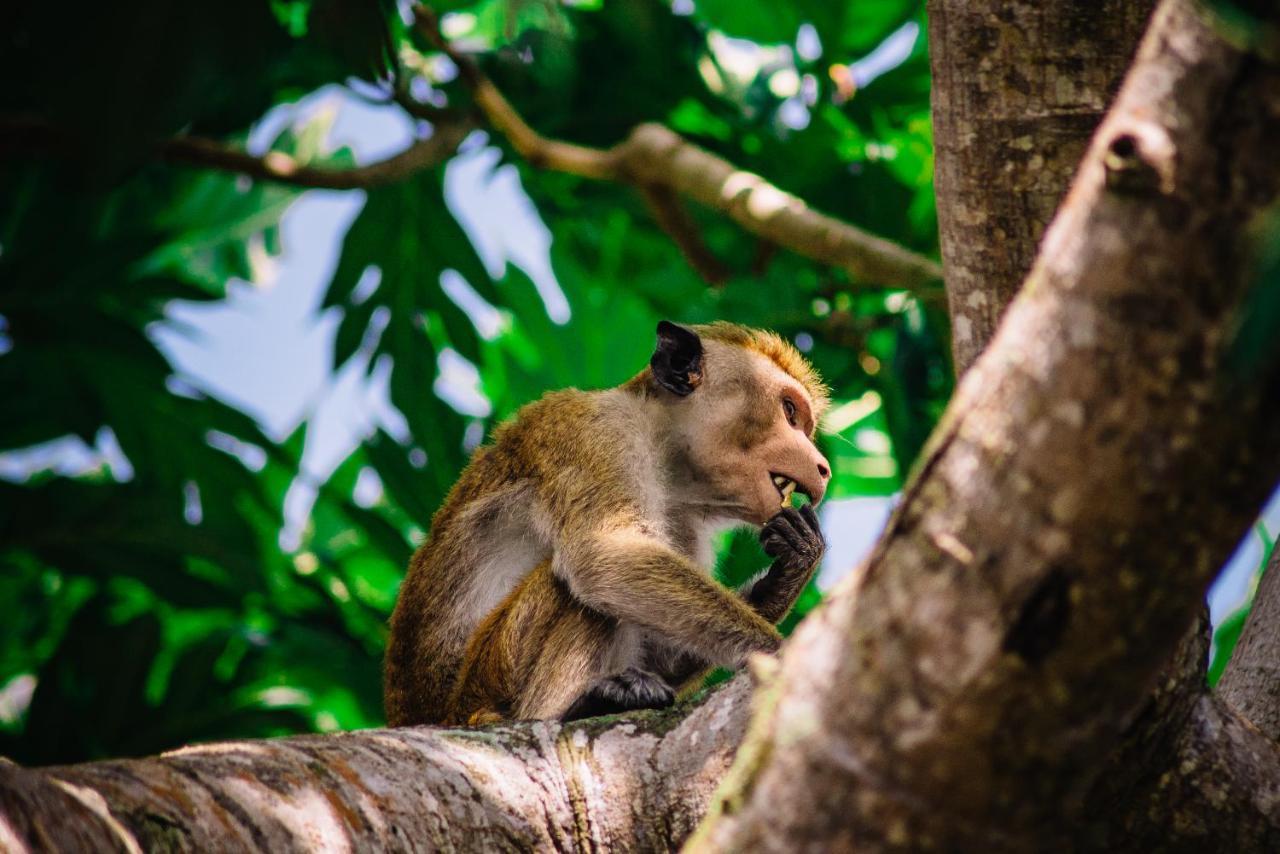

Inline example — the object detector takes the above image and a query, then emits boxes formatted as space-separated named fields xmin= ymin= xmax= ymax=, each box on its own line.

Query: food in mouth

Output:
xmin=772 ymin=474 xmax=797 ymax=508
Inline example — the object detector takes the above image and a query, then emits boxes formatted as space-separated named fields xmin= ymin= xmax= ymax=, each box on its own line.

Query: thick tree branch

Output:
xmin=692 ymin=0 xmax=1280 ymax=848
xmin=0 ymin=682 xmax=750 ymax=851
xmin=1080 ymin=610 xmax=1280 ymax=849
xmin=412 ymin=5 xmax=943 ymax=291
xmin=1219 ymin=544 xmax=1280 ymax=740
xmin=929 ymin=0 xmax=1156 ymax=374
xmin=1090 ymin=691 xmax=1280 ymax=852
xmin=929 ymin=0 xmax=1280 ymax=842
xmin=0 ymin=115 xmax=474 ymax=191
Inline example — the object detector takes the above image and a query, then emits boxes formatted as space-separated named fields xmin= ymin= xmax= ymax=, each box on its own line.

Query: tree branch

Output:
xmin=411 ymin=4 xmax=943 ymax=291
xmin=0 ymin=682 xmax=751 ymax=851
xmin=1089 ymin=693 xmax=1280 ymax=851
xmin=1087 ymin=611 xmax=1280 ymax=850
xmin=0 ymin=115 xmax=475 ymax=191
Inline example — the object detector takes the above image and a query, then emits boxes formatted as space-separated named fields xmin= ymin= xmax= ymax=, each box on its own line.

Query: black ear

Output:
xmin=651 ymin=321 xmax=704 ymax=396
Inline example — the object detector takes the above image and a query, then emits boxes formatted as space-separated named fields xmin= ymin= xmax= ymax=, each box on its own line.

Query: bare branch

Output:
xmin=0 ymin=115 xmax=474 ymax=191
xmin=616 ymin=123 xmax=944 ymax=288
xmin=411 ymin=4 xmax=943 ymax=291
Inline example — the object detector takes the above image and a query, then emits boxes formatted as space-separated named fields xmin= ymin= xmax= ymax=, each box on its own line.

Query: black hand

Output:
xmin=759 ymin=504 xmax=825 ymax=570
xmin=750 ymin=505 xmax=825 ymax=622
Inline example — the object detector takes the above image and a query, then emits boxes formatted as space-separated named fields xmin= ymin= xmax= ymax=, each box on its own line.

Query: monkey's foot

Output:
xmin=562 ymin=668 xmax=675 ymax=720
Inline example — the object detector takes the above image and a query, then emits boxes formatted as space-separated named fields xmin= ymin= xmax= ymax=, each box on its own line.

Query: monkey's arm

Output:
xmin=557 ymin=529 xmax=783 ymax=667
xmin=646 ymin=506 xmax=826 ymax=690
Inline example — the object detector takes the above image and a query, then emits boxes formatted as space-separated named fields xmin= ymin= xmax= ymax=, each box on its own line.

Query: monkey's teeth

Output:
xmin=780 ymin=480 xmax=796 ymax=508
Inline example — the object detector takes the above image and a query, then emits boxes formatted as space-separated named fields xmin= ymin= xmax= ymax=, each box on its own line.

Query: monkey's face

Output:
xmin=651 ymin=322 xmax=831 ymax=526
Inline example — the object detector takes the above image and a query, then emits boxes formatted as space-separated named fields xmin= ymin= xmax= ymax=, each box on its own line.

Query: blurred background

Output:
xmin=1 ymin=0 xmax=1274 ymax=765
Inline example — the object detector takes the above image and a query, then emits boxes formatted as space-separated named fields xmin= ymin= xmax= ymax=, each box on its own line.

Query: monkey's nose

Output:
xmin=817 ymin=460 xmax=830 ymax=480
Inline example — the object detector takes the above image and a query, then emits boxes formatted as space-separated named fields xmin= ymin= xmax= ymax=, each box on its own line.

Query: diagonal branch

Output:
xmin=0 ymin=114 xmax=475 ymax=191
xmin=411 ymin=4 xmax=943 ymax=291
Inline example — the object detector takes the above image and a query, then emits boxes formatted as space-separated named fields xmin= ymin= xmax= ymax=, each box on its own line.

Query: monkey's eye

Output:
xmin=782 ymin=397 xmax=798 ymax=427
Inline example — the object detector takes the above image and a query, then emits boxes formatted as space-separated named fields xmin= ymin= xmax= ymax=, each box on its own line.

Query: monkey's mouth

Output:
xmin=770 ymin=473 xmax=799 ymax=508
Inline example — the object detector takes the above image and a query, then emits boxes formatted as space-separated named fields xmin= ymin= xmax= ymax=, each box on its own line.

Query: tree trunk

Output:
xmin=929 ymin=0 xmax=1155 ymax=374
xmin=4 ymin=2 xmax=1280 ymax=851
xmin=930 ymin=3 xmax=1280 ymax=844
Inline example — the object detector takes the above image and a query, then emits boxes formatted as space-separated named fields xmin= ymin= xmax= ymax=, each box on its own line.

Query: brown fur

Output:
xmin=384 ymin=323 xmax=831 ymax=726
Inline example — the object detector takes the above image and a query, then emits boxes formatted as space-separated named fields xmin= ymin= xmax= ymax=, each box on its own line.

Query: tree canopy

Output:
xmin=0 ymin=0 xmax=955 ymax=764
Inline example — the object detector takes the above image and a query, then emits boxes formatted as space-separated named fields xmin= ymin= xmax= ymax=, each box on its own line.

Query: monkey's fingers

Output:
xmin=761 ymin=532 xmax=789 ymax=559
xmin=798 ymin=504 xmax=826 ymax=547
xmin=761 ymin=508 xmax=808 ymax=553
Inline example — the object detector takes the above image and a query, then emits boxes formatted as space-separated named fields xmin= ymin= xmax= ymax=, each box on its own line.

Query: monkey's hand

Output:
xmin=748 ymin=505 xmax=825 ymax=623
xmin=562 ymin=667 xmax=676 ymax=720
xmin=761 ymin=505 xmax=825 ymax=571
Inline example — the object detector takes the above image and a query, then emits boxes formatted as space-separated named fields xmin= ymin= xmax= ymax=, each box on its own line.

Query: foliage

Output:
xmin=0 ymin=0 xmax=947 ymax=763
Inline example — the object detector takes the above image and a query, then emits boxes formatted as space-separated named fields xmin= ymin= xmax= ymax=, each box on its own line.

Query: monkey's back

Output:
xmin=383 ymin=387 xmax=647 ymax=726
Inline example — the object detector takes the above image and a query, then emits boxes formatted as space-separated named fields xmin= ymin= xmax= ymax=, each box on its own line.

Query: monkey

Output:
xmin=383 ymin=320 xmax=831 ymax=727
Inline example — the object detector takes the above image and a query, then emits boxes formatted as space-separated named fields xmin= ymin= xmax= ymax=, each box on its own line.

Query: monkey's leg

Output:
xmin=510 ymin=594 xmax=621 ymax=721
xmin=448 ymin=562 xmax=572 ymax=725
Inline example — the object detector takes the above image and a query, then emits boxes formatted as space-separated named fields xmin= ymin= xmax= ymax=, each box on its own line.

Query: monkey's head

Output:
xmin=648 ymin=321 xmax=831 ymax=526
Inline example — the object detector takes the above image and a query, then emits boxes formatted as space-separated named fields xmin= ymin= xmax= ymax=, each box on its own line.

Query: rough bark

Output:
xmin=1219 ymin=545 xmax=1280 ymax=740
xmin=691 ymin=0 xmax=1280 ymax=849
xmin=1077 ymin=610 xmax=1280 ymax=851
xmin=0 ymin=682 xmax=750 ymax=852
xmin=929 ymin=0 xmax=1156 ymax=374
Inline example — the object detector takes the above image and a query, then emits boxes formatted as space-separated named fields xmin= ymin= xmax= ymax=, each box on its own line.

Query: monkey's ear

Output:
xmin=651 ymin=320 xmax=704 ymax=396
